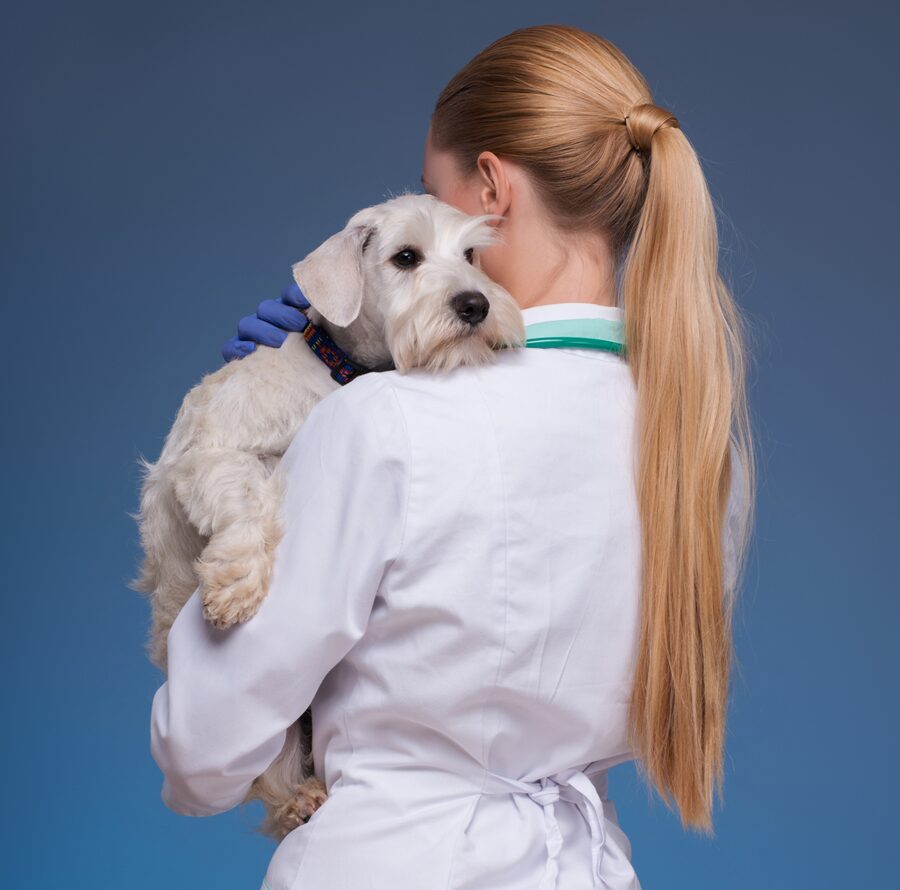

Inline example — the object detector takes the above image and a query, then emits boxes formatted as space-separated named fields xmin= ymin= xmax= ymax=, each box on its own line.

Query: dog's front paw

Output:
xmin=272 ymin=777 xmax=329 ymax=838
xmin=195 ymin=550 xmax=274 ymax=629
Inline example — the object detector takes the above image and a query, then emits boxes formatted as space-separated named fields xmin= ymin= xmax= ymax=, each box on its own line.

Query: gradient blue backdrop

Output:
xmin=2 ymin=1 xmax=896 ymax=887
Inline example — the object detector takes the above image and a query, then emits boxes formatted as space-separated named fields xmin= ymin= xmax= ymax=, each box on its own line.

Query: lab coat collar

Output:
xmin=521 ymin=301 xmax=626 ymax=356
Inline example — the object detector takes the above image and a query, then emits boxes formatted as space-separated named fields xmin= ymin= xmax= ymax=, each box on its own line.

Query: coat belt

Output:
xmin=480 ymin=765 xmax=612 ymax=889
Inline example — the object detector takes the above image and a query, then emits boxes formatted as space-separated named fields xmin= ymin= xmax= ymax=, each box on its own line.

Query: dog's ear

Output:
xmin=291 ymin=223 xmax=375 ymax=328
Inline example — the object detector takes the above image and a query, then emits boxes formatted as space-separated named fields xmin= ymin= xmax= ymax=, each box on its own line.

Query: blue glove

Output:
xmin=221 ymin=282 xmax=312 ymax=362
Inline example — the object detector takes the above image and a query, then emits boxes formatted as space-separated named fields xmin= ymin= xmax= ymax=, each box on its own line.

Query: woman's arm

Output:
xmin=149 ymin=374 xmax=410 ymax=816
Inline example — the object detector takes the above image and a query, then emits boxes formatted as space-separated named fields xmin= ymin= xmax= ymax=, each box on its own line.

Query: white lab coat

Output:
xmin=151 ymin=301 xmax=707 ymax=889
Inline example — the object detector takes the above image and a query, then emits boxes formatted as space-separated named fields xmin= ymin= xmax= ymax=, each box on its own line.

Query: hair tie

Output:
xmin=623 ymin=103 xmax=680 ymax=155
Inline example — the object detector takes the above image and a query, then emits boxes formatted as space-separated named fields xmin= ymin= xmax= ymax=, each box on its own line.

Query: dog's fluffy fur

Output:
xmin=131 ymin=192 xmax=525 ymax=840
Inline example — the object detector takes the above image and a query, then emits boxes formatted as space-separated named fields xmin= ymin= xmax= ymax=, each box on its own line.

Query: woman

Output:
xmin=151 ymin=24 xmax=755 ymax=890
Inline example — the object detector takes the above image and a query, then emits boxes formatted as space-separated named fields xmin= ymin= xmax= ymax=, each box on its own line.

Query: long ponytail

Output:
xmin=620 ymin=102 xmax=756 ymax=832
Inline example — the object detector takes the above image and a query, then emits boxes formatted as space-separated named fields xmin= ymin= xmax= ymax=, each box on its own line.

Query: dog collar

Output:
xmin=300 ymin=318 xmax=374 ymax=385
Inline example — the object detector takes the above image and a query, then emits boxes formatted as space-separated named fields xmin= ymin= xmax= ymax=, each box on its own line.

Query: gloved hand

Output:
xmin=221 ymin=282 xmax=311 ymax=362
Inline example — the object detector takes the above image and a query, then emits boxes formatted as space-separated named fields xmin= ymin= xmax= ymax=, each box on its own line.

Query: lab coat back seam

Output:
xmin=380 ymin=377 xmax=413 ymax=574
xmin=470 ymin=368 xmax=514 ymax=774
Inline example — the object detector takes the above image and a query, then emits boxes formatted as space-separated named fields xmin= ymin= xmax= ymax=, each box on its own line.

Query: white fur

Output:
xmin=130 ymin=192 xmax=525 ymax=839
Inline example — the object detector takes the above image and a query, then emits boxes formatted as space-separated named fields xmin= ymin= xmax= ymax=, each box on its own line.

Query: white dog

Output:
xmin=130 ymin=192 xmax=525 ymax=840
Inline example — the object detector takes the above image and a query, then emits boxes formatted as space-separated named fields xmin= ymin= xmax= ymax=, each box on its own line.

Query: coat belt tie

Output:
xmin=480 ymin=766 xmax=612 ymax=890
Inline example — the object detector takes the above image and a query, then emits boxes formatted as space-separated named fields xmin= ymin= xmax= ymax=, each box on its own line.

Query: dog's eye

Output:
xmin=464 ymin=247 xmax=475 ymax=265
xmin=391 ymin=248 xmax=421 ymax=269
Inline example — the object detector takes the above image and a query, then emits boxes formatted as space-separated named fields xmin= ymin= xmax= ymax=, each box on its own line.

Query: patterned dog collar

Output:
xmin=301 ymin=318 xmax=374 ymax=386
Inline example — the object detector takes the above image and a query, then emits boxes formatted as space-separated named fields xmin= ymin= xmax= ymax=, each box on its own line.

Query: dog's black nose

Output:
xmin=450 ymin=290 xmax=489 ymax=326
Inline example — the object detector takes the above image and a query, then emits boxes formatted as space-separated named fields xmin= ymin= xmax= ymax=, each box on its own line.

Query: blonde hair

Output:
xmin=430 ymin=24 xmax=756 ymax=833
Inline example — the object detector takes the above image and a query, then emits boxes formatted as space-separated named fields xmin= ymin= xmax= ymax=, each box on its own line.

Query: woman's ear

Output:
xmin=474 ymin=150 xmax=511 ymax=220
xmin=291 ymin=223 xmax=375 ymax=328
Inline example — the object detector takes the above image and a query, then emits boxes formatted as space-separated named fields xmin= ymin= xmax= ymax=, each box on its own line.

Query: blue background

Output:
xmin=2 ymin=2 xmax=896 ymax=887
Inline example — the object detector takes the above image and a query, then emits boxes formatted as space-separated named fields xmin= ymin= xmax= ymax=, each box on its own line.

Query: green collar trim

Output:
xmin=522 ymin=316 xmax=626 ymax=355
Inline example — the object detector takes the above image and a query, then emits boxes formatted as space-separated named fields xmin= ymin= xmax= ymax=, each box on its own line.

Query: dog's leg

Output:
xmin=246 ymin=718 xmax=329 ymax=840
xmin=130 ymin=459 xmax=208 ymax=670
xmin=172 ymin=448 xmax=285 ymax=629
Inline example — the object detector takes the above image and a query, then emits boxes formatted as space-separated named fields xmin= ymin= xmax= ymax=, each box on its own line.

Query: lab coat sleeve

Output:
xmin=149 ymin=374 xmax=410 ymax=816
xmin=723 ymin=440 xmax=751 ymax=594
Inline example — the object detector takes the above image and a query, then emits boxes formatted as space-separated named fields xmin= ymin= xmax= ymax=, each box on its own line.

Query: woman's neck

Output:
xmin=496 ymin=210 xmax=618 ymax=310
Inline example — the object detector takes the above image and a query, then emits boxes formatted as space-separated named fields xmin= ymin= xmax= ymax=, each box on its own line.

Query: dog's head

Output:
xmin=291 ymin=192 xmax=526 ymax=374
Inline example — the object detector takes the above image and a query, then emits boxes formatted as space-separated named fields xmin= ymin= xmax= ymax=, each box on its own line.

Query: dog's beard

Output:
xmin=405 ymin=330 xmax=499 ymax=374
xmin=387 ymin=297 xmax=526 ymax=375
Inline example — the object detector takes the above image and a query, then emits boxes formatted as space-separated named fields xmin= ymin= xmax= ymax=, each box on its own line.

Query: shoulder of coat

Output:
xmin=322 ymin=371 xmax=406 ymax=422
